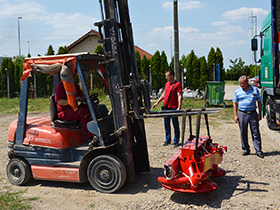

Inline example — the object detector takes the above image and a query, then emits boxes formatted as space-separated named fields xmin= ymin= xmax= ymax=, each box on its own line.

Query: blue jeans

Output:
xmin=164 ymin=108 xmax=180 ymax=144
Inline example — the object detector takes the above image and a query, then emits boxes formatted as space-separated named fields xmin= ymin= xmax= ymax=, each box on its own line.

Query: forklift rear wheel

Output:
xmin=87 ymin=154 xmax=127 ymax=193
xmin=6 ymin=158 xmax=31 ymax=186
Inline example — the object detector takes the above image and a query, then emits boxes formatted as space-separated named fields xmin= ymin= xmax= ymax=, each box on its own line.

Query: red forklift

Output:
xmin=6 ymin=0 xmax=226 ymax=193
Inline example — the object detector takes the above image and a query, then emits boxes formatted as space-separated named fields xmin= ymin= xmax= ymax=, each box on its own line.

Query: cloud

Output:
xmin=163 ymin=1 xmax=202 ymax=10
xmin=150 ymin=25 xmax=200 ymax=38
xmin=222 ymin=7 xmax=269 ymax=20
xmin=0 ymin=1 xmax=47 ymax=19
xmin=41 ymin=12 xmax=98 ymax=42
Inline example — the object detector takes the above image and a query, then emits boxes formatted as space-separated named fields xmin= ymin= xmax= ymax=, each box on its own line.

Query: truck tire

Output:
xmin=87 ymin=154 xmax=127 ymax=193
xmin=6 ymin=157 xmax=31 ymax=186
xmin=265 ymin=96 xmax=280 ymax=130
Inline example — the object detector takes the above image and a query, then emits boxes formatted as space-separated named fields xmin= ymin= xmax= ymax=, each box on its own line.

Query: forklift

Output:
xmin=6 ymin=0 xmax=226 ymax=193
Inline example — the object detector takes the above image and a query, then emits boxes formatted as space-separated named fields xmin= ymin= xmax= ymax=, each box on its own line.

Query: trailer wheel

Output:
xmin=265 ymin=97 xmax=280 ymax=130
xmin=6 ymin=158 xmax=31 ymax=186
xmin=87 ymin=154 xmax=127 ymax=193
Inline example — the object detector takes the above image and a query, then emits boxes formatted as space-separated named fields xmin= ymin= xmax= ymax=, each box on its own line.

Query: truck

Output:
xmin=252 ymin=0 xmax=280 ymax=130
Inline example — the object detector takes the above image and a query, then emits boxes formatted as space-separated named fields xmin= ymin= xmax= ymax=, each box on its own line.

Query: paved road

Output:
xmin=224 ymin=85 xmax=237 ymax=100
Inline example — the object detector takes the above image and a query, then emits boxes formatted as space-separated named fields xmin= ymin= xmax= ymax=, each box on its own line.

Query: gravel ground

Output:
xmin=0 ymin=112 xmax=280 ymax=210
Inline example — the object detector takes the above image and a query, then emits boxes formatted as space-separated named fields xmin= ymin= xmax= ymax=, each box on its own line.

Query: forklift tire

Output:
xmin=6 ymin=158 xmax=31 ymax=186
xmin=87 ymin=154 xmax=127 ymax=193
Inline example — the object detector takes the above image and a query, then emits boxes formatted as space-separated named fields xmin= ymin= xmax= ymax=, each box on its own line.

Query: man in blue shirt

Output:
xmin=233 ymin=75 xmax=264 ymax=158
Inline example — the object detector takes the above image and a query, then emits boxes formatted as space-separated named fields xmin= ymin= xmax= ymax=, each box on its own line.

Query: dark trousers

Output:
xmin=58 ymin=106 xmax=93 ymax=139
xmin=164 ymin=108 xmax=180 ymax=144
xmin=238 ymin=111 xmax=262 ymax=153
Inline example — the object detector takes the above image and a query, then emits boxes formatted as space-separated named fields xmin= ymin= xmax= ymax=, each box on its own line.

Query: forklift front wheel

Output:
xmin=6 ymin=158 xmax=31 ymax=186
xmin=87 ymin=154 xmax=127 ymax=193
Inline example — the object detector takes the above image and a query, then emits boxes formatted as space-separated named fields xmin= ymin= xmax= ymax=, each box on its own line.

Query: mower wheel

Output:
xmin=87 ymin=154 xmax=127 ymax=193
xmin=6 ymin=158 xmax=31 ymax=186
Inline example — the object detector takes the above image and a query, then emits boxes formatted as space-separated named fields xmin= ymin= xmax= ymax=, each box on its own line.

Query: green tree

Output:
xmin=47 ymin=45 xmax=55 ymax=55
xmin=207 ymin=47 xmax=216 ymax=81
xmin=135 ymin=50 xmax=141 ymax=79
xmin=140 ymin=55 xmax=150 ymax=81
xmin=192 ymin=53 xmax=200 ymax=90
xmin=94 ymin=45 xmax=104 ymax=55
xmin=169 ymin=56 xmax=174 ymax=72
xmin=186 ymin=50 xmax=195 ymax=89
xmin=225 ymin=57 xmax=245 ymax=80
xmin=13 ymin=56 xmax=25 ymax=97
xmin=216 ymin=47 xmax=224 ymax=81
xmin=57 ymin=46 xmax=68 ymax=55
xmin=150 ymin=51 xmax=162 ymax=90
xmin=199 ymin=56 xmax=208 ymax=90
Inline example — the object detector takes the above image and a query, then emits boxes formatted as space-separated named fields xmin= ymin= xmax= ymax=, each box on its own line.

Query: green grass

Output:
xmin=0 ymin=97 xmax=234 ymax=121
xmin=224 ymin=80 xmax=239 ymax=85
xmin=0 ymin=188 xmax=39 ymax=210
xmin=0 ymin=98 xmax=50 ymax=114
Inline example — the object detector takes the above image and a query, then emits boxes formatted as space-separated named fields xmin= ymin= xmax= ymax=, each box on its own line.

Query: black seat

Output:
xmin=50 ymin=94 xmax=81 ymax=129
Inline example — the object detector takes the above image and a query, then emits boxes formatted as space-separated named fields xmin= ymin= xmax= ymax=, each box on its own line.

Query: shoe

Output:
xmin=257 ymin=152 xmax=264 ymax=158
xmin=172 ymin=142 xmax=180 ymax=147
xmin=242 ymin=150 xmax=250 ymax=156
xmin=163 ymin=142 xmax=170 ymax=146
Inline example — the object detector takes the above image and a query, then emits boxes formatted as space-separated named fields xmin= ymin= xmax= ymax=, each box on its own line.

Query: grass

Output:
xmin=224 ymin=80 xmax=239 ymax=85
xmin=0 ymin=97 xmax=234 ymax=120
xmin=0 ymin=188 xmax=39 ymax=210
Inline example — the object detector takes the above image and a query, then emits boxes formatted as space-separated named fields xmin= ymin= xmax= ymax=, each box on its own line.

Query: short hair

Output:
xmin=238 ymin=75 xmax=248 ymax=82
xmin=166 ymin=70 xmax=175 ymax=77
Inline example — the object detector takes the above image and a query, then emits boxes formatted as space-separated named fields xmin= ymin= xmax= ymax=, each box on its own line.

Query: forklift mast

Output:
xmin=95 ymin=0 xmax=150 ymax=183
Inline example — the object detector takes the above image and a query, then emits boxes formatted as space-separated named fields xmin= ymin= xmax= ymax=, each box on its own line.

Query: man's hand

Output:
xmin=234 ymin=115 xmax=239 ymax=123
xmin=152 ymin=102 xmax=158 ymax=109
xmin=258 ymin=114 xmax=262 ymax=121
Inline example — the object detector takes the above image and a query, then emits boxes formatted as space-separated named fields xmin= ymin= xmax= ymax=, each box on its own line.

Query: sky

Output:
xmin=0 ymin=0 xmax=271 ymax=69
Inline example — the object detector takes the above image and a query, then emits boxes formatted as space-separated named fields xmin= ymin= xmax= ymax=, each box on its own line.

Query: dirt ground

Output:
xmin=0 ymin=111 xmax=280 ymax=210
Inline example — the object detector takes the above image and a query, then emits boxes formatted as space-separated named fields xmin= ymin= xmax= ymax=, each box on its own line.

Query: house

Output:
xmin=67 ymin=29 xmax=101 ymax=54
xmin=67 ymin=29 xmax=152 ymax=59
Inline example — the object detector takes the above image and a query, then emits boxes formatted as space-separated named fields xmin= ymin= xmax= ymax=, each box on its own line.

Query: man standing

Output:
xmin=152 ymin=70 xmax=182 ymax=147
xmin=233 ymin=75 xmax=264 ymax=158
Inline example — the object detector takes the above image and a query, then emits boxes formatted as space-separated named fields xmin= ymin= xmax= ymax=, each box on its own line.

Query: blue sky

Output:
xmin=0 ymin=0 xmax=270 ymax=69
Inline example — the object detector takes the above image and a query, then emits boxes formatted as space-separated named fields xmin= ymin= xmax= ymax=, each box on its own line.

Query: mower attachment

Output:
xmin=157 ymin=109 xmax=227 ymax=193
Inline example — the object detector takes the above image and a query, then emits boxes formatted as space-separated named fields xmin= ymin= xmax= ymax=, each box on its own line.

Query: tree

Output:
xmin=192 ymin=54 xmax=200 ymax=90
xmin=150 ymin=51 xmax=162 ymax=90
xmin=47 ymin=45 xmax=55 ymax=55
xmin=186 ymin=50 xmax=195 ymax=89
xmin=140 ymin=55 xmax=150 ymax=81
xmin=207 ymin=47 xmax=216 ymax=81
xmin=169 ymin=56 xmax=174 ymax=72
xmin=13 ymin=56 xmax=25 ymax=97
xmin=57 ymin=46 xmax=68 ymax=55
xmin=199 ymin=56 xmax=208 ymax=90
xmin=135 ymin=50 xmax=141 ymax=79
xmin=94 ymin=45 xmax=104 ymax=55
xmin=226 ymin=57 xmax=245 ymax=80
xmin=216 ymin=47 xmax=224 ymax=81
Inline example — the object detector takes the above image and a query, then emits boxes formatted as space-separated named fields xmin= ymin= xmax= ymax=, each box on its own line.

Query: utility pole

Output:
xmin=173 ymin=0 xmax=180 ymax=80
xmin=249 ymin=11 xmax=257 ymax=76
xmin=18 ymin=17 xmax=22 ymax=56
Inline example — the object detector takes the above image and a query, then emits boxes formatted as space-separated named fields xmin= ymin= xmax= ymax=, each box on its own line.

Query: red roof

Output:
xmin=134 ymin=46 xmax=152 ymax=59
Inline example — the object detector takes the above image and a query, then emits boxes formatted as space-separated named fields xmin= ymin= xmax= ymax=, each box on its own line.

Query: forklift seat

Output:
xmin=50 ymin=95 xmax=81 ymax=129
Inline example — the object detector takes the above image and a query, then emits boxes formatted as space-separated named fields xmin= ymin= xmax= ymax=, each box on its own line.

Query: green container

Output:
xmin=205 ymin=81 xmax=226 ymax=107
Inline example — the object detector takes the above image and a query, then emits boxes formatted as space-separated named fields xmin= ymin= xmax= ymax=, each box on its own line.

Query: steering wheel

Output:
xmin=90 ymin=93 xmax=99 ymax=104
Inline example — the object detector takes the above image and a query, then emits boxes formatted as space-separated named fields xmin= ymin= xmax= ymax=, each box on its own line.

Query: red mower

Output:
xmin=157 ymin=109 xmax=227 ymax=193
